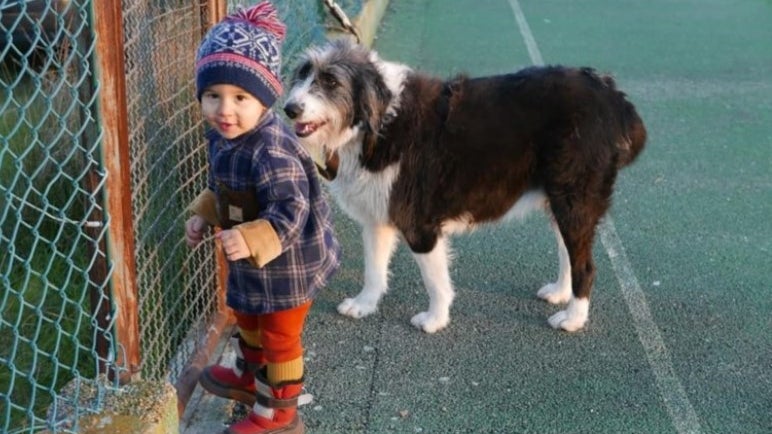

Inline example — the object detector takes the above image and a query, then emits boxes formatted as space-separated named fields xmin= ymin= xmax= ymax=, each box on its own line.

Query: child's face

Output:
xmin=200 ymin=84 xmax=267 ymax=139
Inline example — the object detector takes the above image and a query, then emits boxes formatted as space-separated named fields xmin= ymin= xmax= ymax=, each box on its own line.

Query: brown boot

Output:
xmin=225 ymin=372 xmax=307 ymax=434
xmin=199 ymin=333 xmax=265 ymax=405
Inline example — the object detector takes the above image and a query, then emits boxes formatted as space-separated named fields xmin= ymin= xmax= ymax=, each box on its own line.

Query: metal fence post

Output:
xmin=174 ymin=0 xmax=235 ymax=415
xmin=210 ymin=0 xmax=236 ymax=342
xmin=91 ymin=1 xmax=141 ymax=383
xmin=201 ymin=0 xmax=233 ymax=328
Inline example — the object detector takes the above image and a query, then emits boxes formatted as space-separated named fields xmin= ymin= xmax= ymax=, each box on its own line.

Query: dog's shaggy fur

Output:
xmin=283 ymin=40 xmax=646 ymax=333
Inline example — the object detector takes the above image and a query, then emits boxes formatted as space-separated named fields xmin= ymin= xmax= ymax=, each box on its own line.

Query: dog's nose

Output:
xmin=284 ymin=102 xmax=304 ymax=119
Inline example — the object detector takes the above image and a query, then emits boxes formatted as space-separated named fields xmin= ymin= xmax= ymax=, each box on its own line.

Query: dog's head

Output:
xmin=283 ymin=39 xmax=394 ymax=157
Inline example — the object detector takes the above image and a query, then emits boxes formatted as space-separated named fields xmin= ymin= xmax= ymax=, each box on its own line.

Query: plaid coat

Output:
xmin=205 ymin=110 xmax=340 ymax=314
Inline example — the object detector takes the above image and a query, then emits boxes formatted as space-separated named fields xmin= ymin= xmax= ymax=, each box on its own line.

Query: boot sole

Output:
xmin=199 ymin=369 xmax=256 ymax=406
xmin=224 ymin=416 xmax=305 ymax=434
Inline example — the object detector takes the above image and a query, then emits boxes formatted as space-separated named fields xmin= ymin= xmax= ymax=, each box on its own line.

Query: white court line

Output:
xmin=599 ymin=219 xmax=703 ymax=434
xmin=506 ymin=1 xmax=703 ymax=433
xmin=509 ymin=0 xmax=543 ymax=66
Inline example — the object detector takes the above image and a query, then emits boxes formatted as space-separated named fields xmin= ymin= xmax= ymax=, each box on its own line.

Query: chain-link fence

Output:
xmin=1 ymin=1 xmax=362 ymax=432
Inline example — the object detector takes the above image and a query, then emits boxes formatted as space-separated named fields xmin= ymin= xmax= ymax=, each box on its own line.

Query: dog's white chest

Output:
xmin=328 ymin=151 xmax=399 ymax=226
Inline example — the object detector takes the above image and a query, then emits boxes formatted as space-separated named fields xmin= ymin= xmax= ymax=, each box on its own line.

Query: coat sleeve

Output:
xmin=233 ymin=219 xmax=282 ymax=268
xmin=187 ymin=188 xmax=220 ymax=227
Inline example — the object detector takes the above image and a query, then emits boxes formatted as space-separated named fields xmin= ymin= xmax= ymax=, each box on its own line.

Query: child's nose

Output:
xmin=217 ymin=99 xmax=234 ymax=115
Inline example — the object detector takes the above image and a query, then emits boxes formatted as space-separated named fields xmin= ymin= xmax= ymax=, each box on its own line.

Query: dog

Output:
xmin=283 ymin=39 xmax=646 ymax=333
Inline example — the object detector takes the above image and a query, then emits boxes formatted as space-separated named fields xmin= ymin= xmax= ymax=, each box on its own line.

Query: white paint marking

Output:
xmin=507 ymin=2 xmax=703 ymax=432
xmin=507 ymin=0 xmax=544 ymax=66
xmin=600 ymin=218 xmax=704 ymax=434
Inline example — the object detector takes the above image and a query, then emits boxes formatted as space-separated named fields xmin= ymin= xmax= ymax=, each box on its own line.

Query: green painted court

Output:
xmin=184 ymin=1 xmax=771 ymax=432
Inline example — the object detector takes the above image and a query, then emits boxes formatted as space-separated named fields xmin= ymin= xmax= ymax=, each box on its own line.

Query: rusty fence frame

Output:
xmin=90 ymin=0 xmax=233 ymax=414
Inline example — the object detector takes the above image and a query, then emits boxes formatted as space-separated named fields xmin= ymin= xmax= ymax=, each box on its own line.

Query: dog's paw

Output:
xmin=410 ymin=311 xmax=449 ymax=334
xmin=547 ymin=298 xmax=589 ymax=332
xmin=337 ymin=296 xmax=378 ymax=319
xmin=537 ymin=282 xmax=572 ymax=305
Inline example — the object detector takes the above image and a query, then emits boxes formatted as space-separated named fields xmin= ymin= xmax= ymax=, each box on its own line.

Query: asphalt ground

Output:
xmin=183 ymin=1 xmax=771 ymax=433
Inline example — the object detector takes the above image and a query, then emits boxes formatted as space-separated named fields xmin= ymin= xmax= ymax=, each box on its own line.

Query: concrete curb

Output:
xmin=43 ymin=377 xmax=178 ymax=434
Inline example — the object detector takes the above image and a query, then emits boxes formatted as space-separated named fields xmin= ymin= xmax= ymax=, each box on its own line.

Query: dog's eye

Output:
xmin=297 ymin=62 xmax=312 ymax=80
xmin=319 ymin=73 xmax=338 ymax=89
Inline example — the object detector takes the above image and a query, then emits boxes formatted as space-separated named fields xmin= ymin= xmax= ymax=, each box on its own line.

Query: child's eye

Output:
xmin=203 ymin=91 xmax=219 ymax=99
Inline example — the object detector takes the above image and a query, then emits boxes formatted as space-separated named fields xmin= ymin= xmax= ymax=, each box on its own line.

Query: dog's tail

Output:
xmin=617 ymin=102 xmax=647 ymax=168
xmin=598 ymin=73 xmax=647 ymax=168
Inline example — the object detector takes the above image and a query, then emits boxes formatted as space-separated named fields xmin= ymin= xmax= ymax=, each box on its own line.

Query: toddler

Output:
xmin=185 ymin=3 xmax=340 ymax=433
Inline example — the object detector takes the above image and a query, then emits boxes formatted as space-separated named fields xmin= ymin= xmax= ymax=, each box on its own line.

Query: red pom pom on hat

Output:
xmin=230 ymin=1 xmax=286 ymax=42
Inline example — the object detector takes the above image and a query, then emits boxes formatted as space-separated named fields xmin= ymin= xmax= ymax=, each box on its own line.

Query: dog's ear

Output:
xmin=354 ymin=66 xmax=392 ymax=159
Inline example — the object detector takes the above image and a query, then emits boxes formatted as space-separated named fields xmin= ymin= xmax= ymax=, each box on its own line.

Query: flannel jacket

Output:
xmin=189 ymin=110 xmax=340 ymax=314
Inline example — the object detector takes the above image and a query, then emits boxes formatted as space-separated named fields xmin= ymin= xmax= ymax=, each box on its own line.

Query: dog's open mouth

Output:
xmin=294 ymin=121 xmax=326 ymax=138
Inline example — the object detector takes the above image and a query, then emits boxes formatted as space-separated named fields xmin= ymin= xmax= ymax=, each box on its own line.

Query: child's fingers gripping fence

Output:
xmin=189 ymin=233 xmax=219 ymax=250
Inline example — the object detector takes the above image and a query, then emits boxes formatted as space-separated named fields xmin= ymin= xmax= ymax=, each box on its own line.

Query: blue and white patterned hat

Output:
xmin=196 ymin=1 xmax=286 ymax=106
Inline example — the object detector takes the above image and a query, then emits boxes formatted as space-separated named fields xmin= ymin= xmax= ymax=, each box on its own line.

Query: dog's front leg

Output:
xmin=410 ymin=236 xmax=454 ymax=334
xmin=338 ymin=223 xmax=398 ymax=319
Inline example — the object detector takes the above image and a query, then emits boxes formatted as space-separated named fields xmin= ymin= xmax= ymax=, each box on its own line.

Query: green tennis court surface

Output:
xmin=183 ymin=1 xmax=771 ymax=433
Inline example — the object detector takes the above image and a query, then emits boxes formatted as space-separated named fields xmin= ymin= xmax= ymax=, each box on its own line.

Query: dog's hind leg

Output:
xmin=410 ymin=236 xmax=455 ymax=333
xmin=544 ymin=199 xmax=606 ymax=332
xmin=537 ymin=219 xmax=573 ymax=305
xmin=338 ymin=223 xmax=399 ymax=319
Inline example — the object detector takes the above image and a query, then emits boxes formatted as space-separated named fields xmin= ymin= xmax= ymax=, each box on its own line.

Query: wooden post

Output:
xmin=90 ymin=1 xmax=141 ymax=383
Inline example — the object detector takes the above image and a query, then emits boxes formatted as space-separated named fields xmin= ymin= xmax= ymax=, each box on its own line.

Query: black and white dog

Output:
xmin=283 ymin=39 xmax=646 ymax=333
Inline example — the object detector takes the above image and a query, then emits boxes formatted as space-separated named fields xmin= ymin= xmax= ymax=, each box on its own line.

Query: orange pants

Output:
xmin=233 ymin=301 xmax=311 ymax=364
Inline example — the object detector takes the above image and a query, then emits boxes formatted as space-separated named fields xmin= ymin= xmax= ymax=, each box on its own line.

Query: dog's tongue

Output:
xmin=295 ymin=122 xmax=317 ymax=138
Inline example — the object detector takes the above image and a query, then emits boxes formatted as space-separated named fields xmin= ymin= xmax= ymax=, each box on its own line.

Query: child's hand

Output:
xmin=185 ymin=215 xmax=209 ymax=247
xmin=216 ymin=229 xmax=250 ymax=261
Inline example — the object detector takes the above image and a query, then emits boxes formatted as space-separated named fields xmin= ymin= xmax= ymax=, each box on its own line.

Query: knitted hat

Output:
xmin=195 ymin=2 xmax=286 ymax=106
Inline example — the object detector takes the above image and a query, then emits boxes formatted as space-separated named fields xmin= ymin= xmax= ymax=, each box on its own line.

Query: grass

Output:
xmin=0 ymin=59 xmax=99 ymax=432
